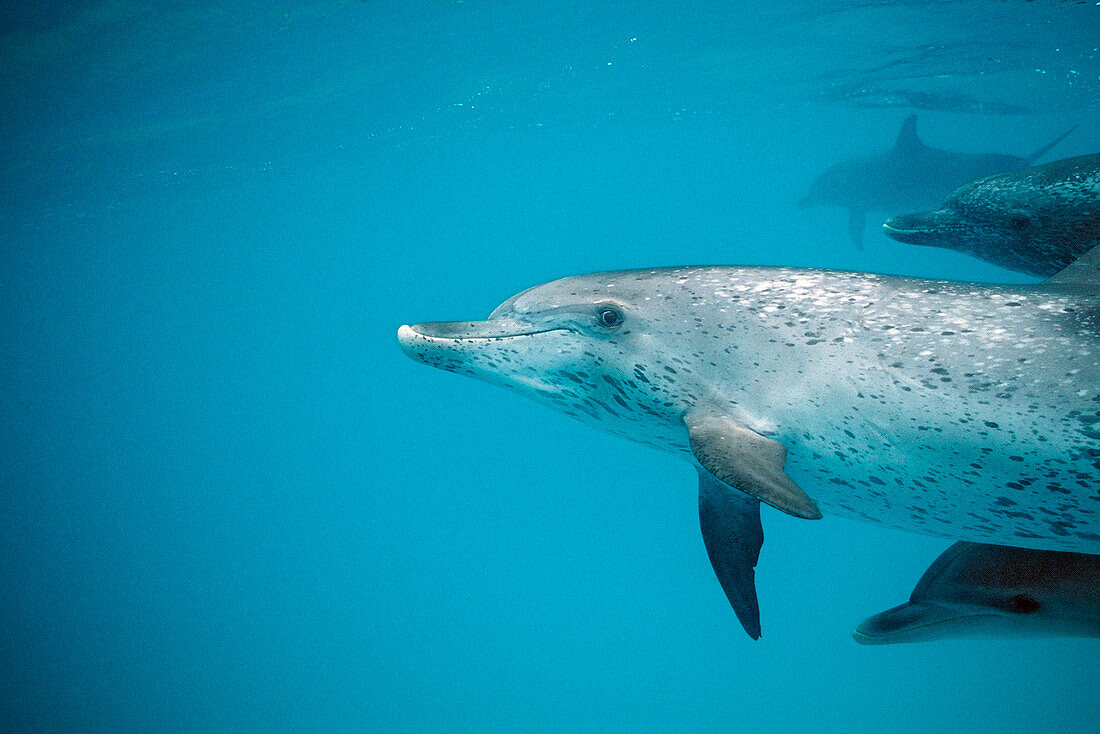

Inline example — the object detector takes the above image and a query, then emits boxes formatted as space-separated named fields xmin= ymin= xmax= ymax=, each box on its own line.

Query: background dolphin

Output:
xmin=799 ymin=115 xmax=1077 ymax=248
xmin=399 ymin=249 xmax=1100 ymax=638
xmin=853 ymin=541 xmax=1100 ymax=644
xmin=883 ymin=153 xmax=1100 ymax=277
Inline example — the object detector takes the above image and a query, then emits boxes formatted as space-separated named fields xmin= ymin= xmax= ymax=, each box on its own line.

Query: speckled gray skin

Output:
xmin=854 ymin=541 xmax=1100 ymax=644
xmin=884 ymin=154 xmax=1100 ymax=277
xmin=799 ymin=115 xmax=1076 ymax=248
xmin=399 ymin=266 xmax=1100 ymax=554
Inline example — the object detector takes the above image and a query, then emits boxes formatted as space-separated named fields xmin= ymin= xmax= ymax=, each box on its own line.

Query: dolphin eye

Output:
xmin=1007 ymin=593 xmax=1040 ymax=614
xmin=1010 ymin=214 xmax=1031 ymax=230
xmin=596 ymin=307 xmax=624 ymax=328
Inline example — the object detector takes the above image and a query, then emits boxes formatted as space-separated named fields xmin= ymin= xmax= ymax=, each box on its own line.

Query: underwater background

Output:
xmin=2 ymin=1 xmax=1098 ymax=731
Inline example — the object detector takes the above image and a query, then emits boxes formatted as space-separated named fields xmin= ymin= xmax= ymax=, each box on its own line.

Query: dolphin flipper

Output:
xmin=848 ymin=208 xmax=867 ymax=249
xmin=1046 ymin=243 xmax=1100 ymax=285
xmin=685 ymin=411 xmax=822 ymax=520
xmin=698 ymin=468 xmax=763 ymax=639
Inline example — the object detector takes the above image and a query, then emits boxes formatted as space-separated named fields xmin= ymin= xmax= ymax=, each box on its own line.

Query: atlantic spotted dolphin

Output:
xmin=883 ymin=154 xmax=1100 ymax=277
xmin=853 ymin=542 xmax=1100 ymax=644
xmin=398 ymin=251 xmax=1100 ymax=638
xmin=799 ymin=115 xmax=1077 ymax=247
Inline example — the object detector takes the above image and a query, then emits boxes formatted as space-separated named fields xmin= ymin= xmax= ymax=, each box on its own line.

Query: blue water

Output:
xmin=3 ymin=2 xmax=1098 ymax=732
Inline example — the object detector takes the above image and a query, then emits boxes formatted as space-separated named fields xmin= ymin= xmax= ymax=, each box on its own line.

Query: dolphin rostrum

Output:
xmin=398 ymin=250 xmax=1100 ymax=638
xmin=799 ymin=114 xmax=1077 ymax=248
xmin=853 ymin=541 xmax=1100 ymax=644
xmin=883 ymin=153 xmax=1100 ymax=278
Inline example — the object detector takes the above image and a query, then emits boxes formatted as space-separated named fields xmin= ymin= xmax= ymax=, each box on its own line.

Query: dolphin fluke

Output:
xmin=698 ymin=469 xmax=763 ymax=639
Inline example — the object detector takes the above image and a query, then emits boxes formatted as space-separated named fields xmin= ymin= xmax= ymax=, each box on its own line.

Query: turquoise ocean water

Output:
xmin=2 ymin=2 xmax=1098 ymax=731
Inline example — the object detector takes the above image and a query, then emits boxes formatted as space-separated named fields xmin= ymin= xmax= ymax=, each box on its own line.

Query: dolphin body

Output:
xmin=398 ymin=251 xmax=1100 ymax=638
xmin=853 ymin=541 xmax=1100 ymax=644
xmin=798 ymin=115 xmax=1077 ymax=248
xmin=883 ymin=154 xmax=1100 ymax=278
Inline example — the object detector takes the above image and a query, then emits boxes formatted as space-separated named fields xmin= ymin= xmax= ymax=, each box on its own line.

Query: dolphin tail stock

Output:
xmin=698 ymin=469 xmax=764 ymax=639
xmin=1026 ymin=124 xmax=1079 ymax=164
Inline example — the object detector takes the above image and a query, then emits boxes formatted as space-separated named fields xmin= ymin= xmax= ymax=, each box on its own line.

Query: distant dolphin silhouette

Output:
xmin=853 ymin=542 xmax=1100 ymax=644
xmin=883 ymin=153 xmax=1100 ymax=277
xmin=799 ymin=115 xmax=1077 ymax=248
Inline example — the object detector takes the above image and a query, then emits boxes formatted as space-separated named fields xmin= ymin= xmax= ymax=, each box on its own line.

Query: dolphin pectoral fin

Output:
xmin=685 ymin=412 xmax=823 ymax=520
xmin=848 ymin=208 xmax=867 ymax=249
xmin=1046 ymin=243 xmax=1100 ymax=286
xmin=698 ymin=468 xmax=763 ymax=640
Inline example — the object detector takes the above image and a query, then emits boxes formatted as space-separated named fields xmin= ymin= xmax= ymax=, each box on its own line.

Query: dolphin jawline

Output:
xmin=881 ymin=216 xmax=942 ymax=246
xmin=852 ymin=606 xmax=1003 ymax=645
xmin=398 ymin=321 xmax=568 ymax=343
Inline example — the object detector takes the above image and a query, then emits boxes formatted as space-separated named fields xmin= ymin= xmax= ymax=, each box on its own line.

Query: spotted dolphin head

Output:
xmin=398 ymin=270 xmax=724 ymax=453
xmin=399 ymin=267 xmax=839 ymax=639
xmin=853 ymin=542 xmax=1100 ymax=644
xmin=883 ymin=153 xmax=1100 ymax=277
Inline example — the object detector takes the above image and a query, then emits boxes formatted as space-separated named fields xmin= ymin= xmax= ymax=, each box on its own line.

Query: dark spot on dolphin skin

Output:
xmin=984 ymin=421 xmax=999 ymax=428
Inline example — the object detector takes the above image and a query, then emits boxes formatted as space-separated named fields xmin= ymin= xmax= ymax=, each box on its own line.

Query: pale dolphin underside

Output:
xmin=854 ymin=541 xmax=1100 ymax=644
xmin=883 ymin=153 xmax=1100 ymax=277
xmin=799 ymin=115 xmax=1077 ymax=248
xmin=398 ymin=248 xmax=1100 ymax=638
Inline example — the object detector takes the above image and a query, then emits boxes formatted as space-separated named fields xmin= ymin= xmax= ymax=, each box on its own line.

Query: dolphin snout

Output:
xmin=401 ymin=321 xmax=489 ymax=340
xmin=399 ymin=319 xmax=556 ymax=343
xmin=881 ymin=210 xmax=950 ymax=246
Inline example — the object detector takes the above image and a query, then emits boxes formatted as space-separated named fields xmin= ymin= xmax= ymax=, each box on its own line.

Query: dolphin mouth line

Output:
xmin=881 ymin=221 xmax=938 ymax=245
xmin=398 ymin=323 xmax=568 ymax=344
xmin=853 ymin=612 xmax=1002 ymax=645
xmin=881 ymin=222 xmax=930 ymax=236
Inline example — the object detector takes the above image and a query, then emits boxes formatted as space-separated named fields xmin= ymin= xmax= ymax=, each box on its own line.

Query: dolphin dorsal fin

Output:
xmin=1046 ymin=244 xmax=1100 ymax=286
xmin=893 ymin=114 xmax=924 ymax=157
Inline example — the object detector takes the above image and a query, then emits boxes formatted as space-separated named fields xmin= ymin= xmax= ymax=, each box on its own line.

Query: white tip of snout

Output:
xmin=397 ymin=324 xmax=417 ymax=345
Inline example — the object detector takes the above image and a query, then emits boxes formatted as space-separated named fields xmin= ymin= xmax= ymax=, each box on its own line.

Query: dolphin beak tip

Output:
xmin=397 ymin=324 xmax=419 ymax=351
xmin=851 ymin=629 xmax=883 ymax=646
